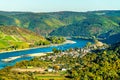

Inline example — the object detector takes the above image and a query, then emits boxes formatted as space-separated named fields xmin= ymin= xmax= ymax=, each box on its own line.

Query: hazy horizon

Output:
xmin=0 ymin=0 xmax=120 ymax=12
xmin=0 ymin=9 xmax=120 ymax=13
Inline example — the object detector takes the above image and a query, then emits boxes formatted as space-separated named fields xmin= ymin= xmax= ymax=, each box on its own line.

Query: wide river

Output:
xmin=0 ymin=39 xmax=93 ymax=69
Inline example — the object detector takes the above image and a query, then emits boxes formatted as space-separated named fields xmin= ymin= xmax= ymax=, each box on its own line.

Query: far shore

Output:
xmin=0 ymin=40 xmax=76 ymax=54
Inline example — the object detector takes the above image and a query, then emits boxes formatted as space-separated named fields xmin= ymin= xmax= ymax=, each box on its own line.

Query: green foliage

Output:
xmin=52 ymin=48 xmax=61 ymax=53
xmin=47 ymin=36 xmax=65 ymax=44
xmin=0 ymin=40 xmax=9 ymax=48
xmin=0 ymin=11 xmax=120 ymax=37
xmin=0 ymin=26 xmax=47 ymax=51
xmin=0 ymin=42 xmax=120 ymax=79
xmin=85 ymin=42 xmax=92 ymax=48
xmin=67 ymin=43 xmax=120 ymax=79
xmin=34 ymin=40 xmax=50 ymax=46
xmin=50 ymin=14 xmax=120 ymax=37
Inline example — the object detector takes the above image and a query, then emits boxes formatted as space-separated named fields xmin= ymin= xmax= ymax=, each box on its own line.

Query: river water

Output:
xmin=0 ymin=39 xmax=93 ymax=69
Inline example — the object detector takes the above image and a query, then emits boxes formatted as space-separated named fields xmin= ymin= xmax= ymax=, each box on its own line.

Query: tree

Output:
xmin=85 ymin=42 xmax=92 ymax=48
xmin=52 ymin=48 xmax=59 ymax=53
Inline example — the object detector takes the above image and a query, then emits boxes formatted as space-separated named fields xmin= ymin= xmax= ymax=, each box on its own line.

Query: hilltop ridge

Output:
xmin=0 ymin=10 xmax=120 ymax=43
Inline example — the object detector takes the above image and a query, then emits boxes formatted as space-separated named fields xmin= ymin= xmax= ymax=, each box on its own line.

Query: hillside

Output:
xmin=102 ymin=33 xmax=120 ymax=44
xmin=49 ymin=11 xmax=120 ymax=38
xmin=0 ymin=40 xmax=120 ymax=79
xmin=0 ymin=26 xmax=47 ymax=51
xmin=0 ymin=11 xmax=87 ymax=35
xmin=0 ymin=11 xmax=120 ymax=37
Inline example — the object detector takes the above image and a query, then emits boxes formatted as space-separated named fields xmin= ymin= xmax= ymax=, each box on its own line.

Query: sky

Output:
xmin=0 ymin=0 xmax=120 ymax=12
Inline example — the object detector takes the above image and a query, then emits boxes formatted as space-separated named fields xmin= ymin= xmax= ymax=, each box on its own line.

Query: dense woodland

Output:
xmin=0 ymin=11 xmax=120 ymax=39
xmin=67 ymin=46 xmax=120 ymax=79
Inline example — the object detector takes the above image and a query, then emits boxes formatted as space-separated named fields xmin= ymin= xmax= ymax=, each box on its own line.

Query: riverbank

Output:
xmin=1 ymin=52 xmax=51 ymax=62
xmin=1 ymin=56 xmax=22 ymax=62
xmin=0 ymin=39 xmax=92 ymax=70
xmin=0 ymin=40 xmax=76 ymax=54
xmin=26 ymin=52 xmax=52 ymax=57
xmin=50 ymin=40 xmax=76 ymax=46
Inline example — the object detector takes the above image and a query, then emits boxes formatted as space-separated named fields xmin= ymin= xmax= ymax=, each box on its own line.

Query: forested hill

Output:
xmin=50 ymin=11 xmax=120 ymax=38
xmin=0 ymin=26 xmax=47 ymax=51
xmin=102 ymin=33 xmax=120 ymax=44
xmin=0 ymin=10 xmax=120 ymax=38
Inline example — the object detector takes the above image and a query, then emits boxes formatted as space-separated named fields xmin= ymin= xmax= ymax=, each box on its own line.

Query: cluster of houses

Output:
xmin=39 ymin=48 xmax=92 ymax=72
xmin=39 ymin=41 xmax=108 ymax=72
xmin=40 ymin=48 xmax=90 ymax=62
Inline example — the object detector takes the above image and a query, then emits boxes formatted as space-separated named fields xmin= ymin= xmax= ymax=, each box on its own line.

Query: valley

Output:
xmin=0 ymin=10 xmax=120 ymax=80
xmin=0 ymin=40 xmax=119 ymax=80
xmin=0 ymin=11 xmax=120 ymax=38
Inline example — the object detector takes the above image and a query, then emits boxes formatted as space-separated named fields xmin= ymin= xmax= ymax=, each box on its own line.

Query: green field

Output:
xmin=0 ymin=26 xmax=47 ymax=51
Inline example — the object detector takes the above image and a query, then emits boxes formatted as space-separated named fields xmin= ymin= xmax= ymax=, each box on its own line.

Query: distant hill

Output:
xmin=0 ymin=26 xmax=46 ymax=51
xmin=102 ymin=33 xmax=120 ymax=44
xmin=49 ymin=11 xmax=120 ymax=38
xmin=0 ymin=11 xmax=120 ymax=39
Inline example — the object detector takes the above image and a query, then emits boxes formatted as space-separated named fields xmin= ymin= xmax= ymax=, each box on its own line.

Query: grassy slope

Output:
xmin=0 ymin=26 xmax=46 ymax=50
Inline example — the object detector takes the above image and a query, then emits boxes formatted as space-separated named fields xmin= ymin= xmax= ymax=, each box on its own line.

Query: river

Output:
xmin=0 ymin=39 xmax=93 ymax=69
